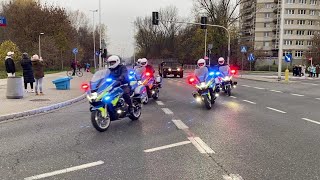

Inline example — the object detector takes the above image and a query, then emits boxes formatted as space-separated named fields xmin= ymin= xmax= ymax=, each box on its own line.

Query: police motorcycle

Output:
xmin=215 ymin=69 xmax=237 ymax=96
xmin=82 ymin=69 xmax=142 ymax=132
xmin=138 ymin=71 xmax=162 ymax=103
xmin=128 ymin=69 xmax=149 ymax=104
xmin=188 ymin=71 xmax=219 ymax=110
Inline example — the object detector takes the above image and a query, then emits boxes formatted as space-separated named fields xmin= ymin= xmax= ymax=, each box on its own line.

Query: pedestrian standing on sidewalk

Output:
xmin=31 ymin=55 xmax=45 ymax=95
xmin=316 ymin=64 xmax=320 ymax=78
xmin=5 ymin=51 xmax=16 ymax=77
xmin=20 ymin=53 xmax=35 ymax=93
xmin=312 ymin=65 xmax=316 ymax=77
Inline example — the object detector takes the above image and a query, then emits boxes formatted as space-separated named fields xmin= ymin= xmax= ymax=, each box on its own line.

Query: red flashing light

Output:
xmin=146 ymin=72 xmax=151 ymax=77
xmin=231 ymin=70 xmax=236 ymax=74
xmin=81 ymin=83 xmax=90 ymax=91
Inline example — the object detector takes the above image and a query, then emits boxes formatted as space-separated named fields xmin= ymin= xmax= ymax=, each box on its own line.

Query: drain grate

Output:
xmin=30 ymin=99 xmax=51 ymax=102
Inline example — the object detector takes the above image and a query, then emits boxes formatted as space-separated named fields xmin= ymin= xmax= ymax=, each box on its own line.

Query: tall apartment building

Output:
xmin=240 ymin=0 xmax=320 ymax=64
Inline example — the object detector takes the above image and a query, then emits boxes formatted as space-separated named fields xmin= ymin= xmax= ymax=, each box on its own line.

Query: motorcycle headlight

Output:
xmin=223 ymin=76 xmax=230 ymax=81
xmin=90 ymin=92 xmax=98 ymax=99
xmin=138 ymin=81 xmax=143 ymax=85
xmin=200 ymin=82 xmax=207 ymax=88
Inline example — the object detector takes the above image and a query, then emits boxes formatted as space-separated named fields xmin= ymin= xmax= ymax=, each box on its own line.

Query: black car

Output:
xmin=159 ymin=62 xmax=184 ymax=78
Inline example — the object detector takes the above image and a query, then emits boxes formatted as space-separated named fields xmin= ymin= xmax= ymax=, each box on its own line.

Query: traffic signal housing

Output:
xmin=201 ymin=16 xmax=207 ymax=29
xmin=152 ymin=12 xmax=159 ymax=25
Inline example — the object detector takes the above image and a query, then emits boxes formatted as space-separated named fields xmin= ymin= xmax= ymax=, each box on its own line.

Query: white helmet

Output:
xmin=197 ymin=58 xmax=206 ymax=68
xmin=218 ymin=57 xmax=225 ymax=65
xmin=107 ymin=55 xmax=121 ymax=69
xmin=140 ymin=58 xmax=148 ymax=67
xmin=7 ymin=51 xmax=14 ymax=56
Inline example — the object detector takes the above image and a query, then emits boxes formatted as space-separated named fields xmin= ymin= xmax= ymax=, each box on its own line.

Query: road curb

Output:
xmin=0 ymin=94 xmax=86 ymax=122
xmin=237 ymin=77 xmax=295 ymax=84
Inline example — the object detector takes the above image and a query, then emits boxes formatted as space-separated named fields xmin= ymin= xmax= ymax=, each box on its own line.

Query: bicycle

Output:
xmin=67 ymin=69 xmax=83 ymax=77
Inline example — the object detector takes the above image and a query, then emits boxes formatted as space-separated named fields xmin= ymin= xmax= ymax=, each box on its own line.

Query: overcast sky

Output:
xmin=42 ymin=0 xmax=194 ymax=57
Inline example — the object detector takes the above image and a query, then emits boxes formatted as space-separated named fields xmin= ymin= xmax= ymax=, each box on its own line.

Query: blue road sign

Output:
xmin=95 ymin=51 xmax=100 ymax=56
xmin=248 ymin=53 xmax=255 ymax=61
xmin=0 ymin=16 xmax=7 ymax=27
xmin=72 ymin=48 xmax=78 ymax=55
xmin=241 ymin=46 xmax=247 ymax=53
xmin=284 ymin=54 xmax=292 ymax=63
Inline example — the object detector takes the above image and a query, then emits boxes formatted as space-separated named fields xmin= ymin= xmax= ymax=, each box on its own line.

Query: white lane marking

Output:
xmin=302 ymin=118 xmax=320 ymax=125
xmin=291 ymin=93 xmax=305 ymax=97
xmin=253 ymin=87 xmax=265 ymax=90
xmin=223 ymin=174 xmax=244 ymax=180
xmin=24 ymin=161 xmax=104 ymax=180
xmin=270 ymin=89 xmax=283 ymax=93
xmin=266 ymin=107 xmax=287 ymax=114
xmin=188 ymin=137 xmax=215 ymax=154
xmin=144 ymin=141 xmax=191 ymax=153
xmin=230 ymin=96 xmax=237 ymax=99
xmin=241 ymin=85 xmax=251 ymax=87
xmin=156 ymin=101 xmax=164 ymax=106
xmin=242 ymin=100 xmax=257 ymax=104
xmin=302 ymin=82 xmax=318 ymax=86
xmin=172 ymin=120 xmax=189 ymax=129
xmin=161 ymin=108 xmax=173 ymax=114
xmin=316 ymin=98 xmax=320 ymax=100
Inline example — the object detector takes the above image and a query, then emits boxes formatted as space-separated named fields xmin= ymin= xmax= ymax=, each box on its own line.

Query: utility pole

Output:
xmin=99 ymin=0 xmax=102 ymax=69
xmin=90 ymin=10 xmax=98 ymax=70
xmin=277 ymin=0 xmax=285 ymax=81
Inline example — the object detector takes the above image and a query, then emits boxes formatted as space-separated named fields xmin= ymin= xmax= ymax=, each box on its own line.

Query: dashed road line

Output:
xmin=302 ymin=118 xmax=320 ymax=125
xmin=223 ymin=174 xmax=244 ymax=180
xmin=242 ymin=100 xmax=256 ymax=104
xmin=172 ymin=119 xmax=189 ymax=130
xmin=161 ymin=108 xmax=173 ymax=114
xmin=156 ymin=101 xmax=165 ymax=106
xmin=144 ymin=141 xmax=191 ymax=153
xmin=188 ymin=137 xmax=215 ymax=154
xmin=24 ymin=161 xmax=104 ymax=180
xmin=241 ymin=85 xmax=251 ymax=87
xmin=230 ymin=96 xmax=237 ymax=99
xmin=270 ymin=89 xmax=283 ymax=93
xmin=291 ymin=93 xmax=305 ymax=97
xmin=302 ymin=82 xmax=319 ymax=86
xmin=266 ymin=107 xmax=287 ymax=114
xmin=253 ymin=87 xmax=265 ymax=90
xmin=315 ymin=98 xmax=320 ymax=101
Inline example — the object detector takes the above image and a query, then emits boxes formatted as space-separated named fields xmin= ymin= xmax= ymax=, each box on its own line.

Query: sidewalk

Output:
xmin=237 ymin=74 xmax=320 ymax=83
xmin=0 ymin=72 xmax=92 ymax=118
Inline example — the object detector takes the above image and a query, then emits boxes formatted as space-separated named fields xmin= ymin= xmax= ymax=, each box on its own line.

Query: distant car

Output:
xmin=159 ymin=62 xmax=184 ymax=78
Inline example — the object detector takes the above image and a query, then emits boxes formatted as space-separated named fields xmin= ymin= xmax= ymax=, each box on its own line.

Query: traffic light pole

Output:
xmin=157 ymin=19 xmax=231 ymax=65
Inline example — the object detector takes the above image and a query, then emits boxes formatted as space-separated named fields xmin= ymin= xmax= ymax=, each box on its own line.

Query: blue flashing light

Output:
xmin=104 ymin=96 xmax=111 ymax=101
xmin=106 ymin=78 xmax=113 ymax=82
xmin=209 ymin=72 xmax=215 ymax=76
xmin=216 ymin=72 xmax=221 ymax=75
xmin=129 ymin=71 xmax=135 ymax=75
xmin=129 ymin=76 xmax=134 ymax=80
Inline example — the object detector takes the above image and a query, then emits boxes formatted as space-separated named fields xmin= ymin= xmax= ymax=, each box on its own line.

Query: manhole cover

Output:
xmin=30 ymin=99 xmax=51 ymax=102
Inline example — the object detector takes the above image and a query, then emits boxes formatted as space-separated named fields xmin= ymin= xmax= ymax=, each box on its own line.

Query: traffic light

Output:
xmin=101 ymin=49 xmax=107 ymax=58
xmin=152 ymin=12 xmax=159 ymax=25
xmin=201 ymin=16 xmax=207 ymax=29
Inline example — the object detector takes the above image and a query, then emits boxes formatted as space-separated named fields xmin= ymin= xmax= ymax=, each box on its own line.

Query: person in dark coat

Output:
xmin=5 ymin=51 xmax=16 ymax=77
xmin=32 ymin=55 xmax=45 ymax=95
xmin=21 ymin=53 xmax=35 ymax=93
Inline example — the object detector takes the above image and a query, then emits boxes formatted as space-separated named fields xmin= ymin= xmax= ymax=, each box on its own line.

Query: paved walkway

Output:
xmin=0 ymin=72 xmax=92 ymax=116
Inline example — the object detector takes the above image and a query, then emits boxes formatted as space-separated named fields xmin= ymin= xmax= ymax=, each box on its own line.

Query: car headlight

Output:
xmin=168 ymin=68 xmax=172 ymax=71
xmin=177 ymin=68 xmax=181 ymax=71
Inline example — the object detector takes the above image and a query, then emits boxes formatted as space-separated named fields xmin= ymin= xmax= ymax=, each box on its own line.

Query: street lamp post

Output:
xmin=39 ymin=32 xmax=44 ymax=58
xmin=99 ymin=0 xmax=102 ymax=69
xmin=277 ymin=0 xmax=285 ymax=81
xmin=90 ymin=9 xmax=98 ymax=70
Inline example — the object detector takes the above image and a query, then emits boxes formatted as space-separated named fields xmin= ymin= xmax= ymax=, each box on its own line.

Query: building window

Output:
xmin=296 ymin=40 xmax=304 ymax=45
xmin=310 ymin=10 xmax=316 ymax=16
xmin=264 ymin=23 xmax=270 ymax=28
xmin=297 ymin=30 xmax=305 ymax=35
xmin=264 ymin=32 xmax=269 ymax=37
xmin=264 ymin=42 xmax=270 ymax=47
xmin=284 ymin=40 xmax=293 ymax=45
xmin=309 ymin=20 xmax=315 ymax=25
xmin=265 ymin=13 xmax=271 ymax=18
xmin=285 ymin=30 xmax=293 ymax=35
xmin=287 ymin=9 xmax=295 ymax=14
xmin=307 ymin=41 xmax=313 ymax=46
xmin=297 ymin=20 xmax=306 ymax=25
xmin=299 ymin=0 xmax=307 ymax=4
xmin=265 ymin=3 xmax=272 ymax=8
xmin=283 ymin=51 xmax=292 ymax=56
xmin=285 ymin=20 xmax=294 ymax=24
xmin=311 ymin=0 xmax=317 ymax=4
xmin=307 ymin=30 xmax=314 ymax=35
xmin=295 ymin=51 xmax=303 ymax=57
xmin=298 ymin=9 xmax=306 ymax=14
xmin=286 ymin=0 xmax=295 ymax=3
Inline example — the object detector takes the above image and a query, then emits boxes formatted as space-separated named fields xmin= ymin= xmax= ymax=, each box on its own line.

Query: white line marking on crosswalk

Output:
xmin=302 ymin=118 xmax=320 ymax=125
xmin=156 ymin=101 xmax=164 ymax=106
xmin=172 ymin=120 xmax=189 ymax=129
xmin=161 ymin=108 xmax=173 ymax=114
xmin=242 ymin=100 xmax=257 ymax=104
xmin=144 ymin=141 xmax=191 ymax=153
xmin=266 ymin=107 xmax=287 ymax=114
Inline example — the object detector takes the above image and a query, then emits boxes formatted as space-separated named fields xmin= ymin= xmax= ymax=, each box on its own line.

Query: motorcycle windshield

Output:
xmin=90 ymin=69 xmax=111 ymax=91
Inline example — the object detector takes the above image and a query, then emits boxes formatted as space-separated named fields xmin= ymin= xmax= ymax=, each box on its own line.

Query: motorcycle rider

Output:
xmin=217 ymin=57 xmax=231 ymax=77
xmin=107 ymin=55 xmax=133 ymax=113
xmin=140 ymin=58 xmax=155 ymax=75
xmin=194 ymin=58 xmax=208 ymax=82
xmin=134 ymin=58 xmax=145 ymax=80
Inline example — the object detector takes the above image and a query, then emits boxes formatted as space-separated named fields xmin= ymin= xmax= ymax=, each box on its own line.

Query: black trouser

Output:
xmin=122 ymin=85 xmax=133 ymax=108
xmin=317 ymin=73 xmax=319 ymax=78
xmin=72 ymin=67 xmax=76 ymax=76
xmin=24 ymin=82 xmax=34 ymax=90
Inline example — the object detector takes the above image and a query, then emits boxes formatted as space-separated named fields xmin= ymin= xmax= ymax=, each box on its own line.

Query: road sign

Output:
xmin=0 ymin=16 xmax=7 ymax=27
xmin=248 ymin=53 xmax=255 ymax=61
xmin=208 ymin=44 xmax=213 ymax=50
xmin=72 ymin=48 xmax=78 ymax=55
xmin=95 ymin=51 xmax=100 ymax=56
xmin=241 ymin=46 xmax=247 ymax=53
xmin=284 ymin=54 xmax=292 ymax=63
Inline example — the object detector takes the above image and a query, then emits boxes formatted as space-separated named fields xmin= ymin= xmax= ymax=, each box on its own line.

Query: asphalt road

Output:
xmin=1 ymin=73 xmax=320 ymax=180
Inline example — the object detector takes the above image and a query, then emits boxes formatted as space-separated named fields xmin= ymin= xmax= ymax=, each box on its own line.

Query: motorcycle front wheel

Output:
xmin=91 ymin=110 xmax=111 ymax=132
xmin=129 ymin=102 xmax=141 ymax=121
xmin=153 ymin=89 xmax=159 ymax=100
xmin=226 ymin=86 xmax=231 ymax=96
xmin=203 ymin=95 xmax=212 ymax=110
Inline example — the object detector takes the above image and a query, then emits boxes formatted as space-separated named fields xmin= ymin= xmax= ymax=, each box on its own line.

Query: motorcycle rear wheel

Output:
xmin=129 ymin=103 xmax=141 ymax=121
xmin=203 ymin=95 xmax=212 ymax=110
xmin=91 ymin=110 xmax=111 ymax=132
